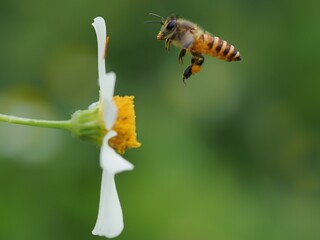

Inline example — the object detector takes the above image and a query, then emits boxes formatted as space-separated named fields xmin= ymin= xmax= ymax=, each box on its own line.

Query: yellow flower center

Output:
xmin=109 ymin=96 xmax=141 ymax=154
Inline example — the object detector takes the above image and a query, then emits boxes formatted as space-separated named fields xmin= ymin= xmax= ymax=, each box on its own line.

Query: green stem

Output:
xmin=0 ymin=113 xmax=72 ymax=131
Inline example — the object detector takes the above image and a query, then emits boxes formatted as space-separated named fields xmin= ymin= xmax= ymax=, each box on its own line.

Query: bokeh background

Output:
xmin=0 ymin=0 xmax=319 ymax=239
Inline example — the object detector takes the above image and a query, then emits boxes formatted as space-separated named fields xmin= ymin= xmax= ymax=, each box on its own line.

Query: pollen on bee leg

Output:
xmin=191 ymin=65 xmax=202 ymax=74
xmin=108 ymin=96 xmax=141 ymax=154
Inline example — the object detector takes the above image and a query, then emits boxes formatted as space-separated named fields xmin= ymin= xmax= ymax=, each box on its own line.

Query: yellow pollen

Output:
xmin=108 ymin=96 xmax=141 ymax=154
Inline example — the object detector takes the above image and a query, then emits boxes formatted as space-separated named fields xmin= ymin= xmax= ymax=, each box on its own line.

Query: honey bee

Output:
xmin=147 ymin=13 xmax=242 ymax=83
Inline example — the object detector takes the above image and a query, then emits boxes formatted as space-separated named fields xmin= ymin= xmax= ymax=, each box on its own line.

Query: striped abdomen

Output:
xmin=192 ymin=33 xmax=241 ymax=61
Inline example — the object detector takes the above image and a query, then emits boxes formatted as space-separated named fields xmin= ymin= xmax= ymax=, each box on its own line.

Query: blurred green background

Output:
xmin=0 ymin=0 xmax=319 ymax=239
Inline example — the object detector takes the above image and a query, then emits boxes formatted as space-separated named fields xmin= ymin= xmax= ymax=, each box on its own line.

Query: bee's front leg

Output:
xmin=165 ymin=38 xmax=172 ymax=50
xmin=183 ymin=54 xmax=205 ymax=83
xmin=178 ymin=49 xmax=187 ymax=64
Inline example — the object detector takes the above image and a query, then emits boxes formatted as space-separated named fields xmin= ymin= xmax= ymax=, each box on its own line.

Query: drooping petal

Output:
xmin=92 ymin=131 xmax=134 ymax=238
xmin=100 ymin=130 xmax=134 ymax=174
xmin=92 ymin=170 xmax=123 ymax=238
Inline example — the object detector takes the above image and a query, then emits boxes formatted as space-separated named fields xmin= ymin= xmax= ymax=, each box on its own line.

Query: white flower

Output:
xmin=91 ymin=16 xmax=134 ymax=238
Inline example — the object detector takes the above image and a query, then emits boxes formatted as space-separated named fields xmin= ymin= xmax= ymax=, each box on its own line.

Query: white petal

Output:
xmin=92 ymin=17 xmax=107 ymax=79
xmin=99 ymin=72 xmax=116 ymax=101
xmin=103 ymin=98 xmax=118 ymax=130
xmin=92 ymin=17 xmax=117 ymax=130
xmin=99 ymin=72 xmax=116 ymax=130
xmin=100 ymin=130 xmax=134 ymax=174
xmin=93 ymin=131 xmax=134 ymax=238
xmin=92 ymin=170 xmax=123 ymax=238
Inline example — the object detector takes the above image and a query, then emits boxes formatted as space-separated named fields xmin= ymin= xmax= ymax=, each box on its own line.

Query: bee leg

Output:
xmin=165 ymin=38 xmax=172 ymax=50
xmin=182 ymin=54 xmax=205 ymax=83
xmin=183 ymin=66 xmax=192 ymax=84
xmin=178 ymin=49 xmax=187 ymax=64
xmin=191 ymin=55 xmax=205 ymax=75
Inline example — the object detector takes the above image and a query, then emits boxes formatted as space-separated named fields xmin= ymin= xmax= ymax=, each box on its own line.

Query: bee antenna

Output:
xmin=148 ymin=12 xmax=164 ymax=20
xmin=147 ymin=12 xmax=165 ymax=24
xmin=144 ymin=20 xmax=164 ymax=25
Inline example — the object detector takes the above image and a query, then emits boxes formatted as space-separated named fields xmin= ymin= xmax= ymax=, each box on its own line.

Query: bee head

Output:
xmin=157 ymin=16 xmax=177 ymax=40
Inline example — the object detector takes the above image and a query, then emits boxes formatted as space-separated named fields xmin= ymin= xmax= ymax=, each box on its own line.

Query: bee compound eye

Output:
xmin=166 ymin=20 xmax=176 ymax=30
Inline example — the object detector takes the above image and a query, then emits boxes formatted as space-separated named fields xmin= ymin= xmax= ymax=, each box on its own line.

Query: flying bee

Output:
xmin=146 ymin=13 xmax=242 ymax=83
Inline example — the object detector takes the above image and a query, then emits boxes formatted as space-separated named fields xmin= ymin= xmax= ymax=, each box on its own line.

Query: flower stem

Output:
xmin=0 ymin=113 xmax=72 ymax=131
